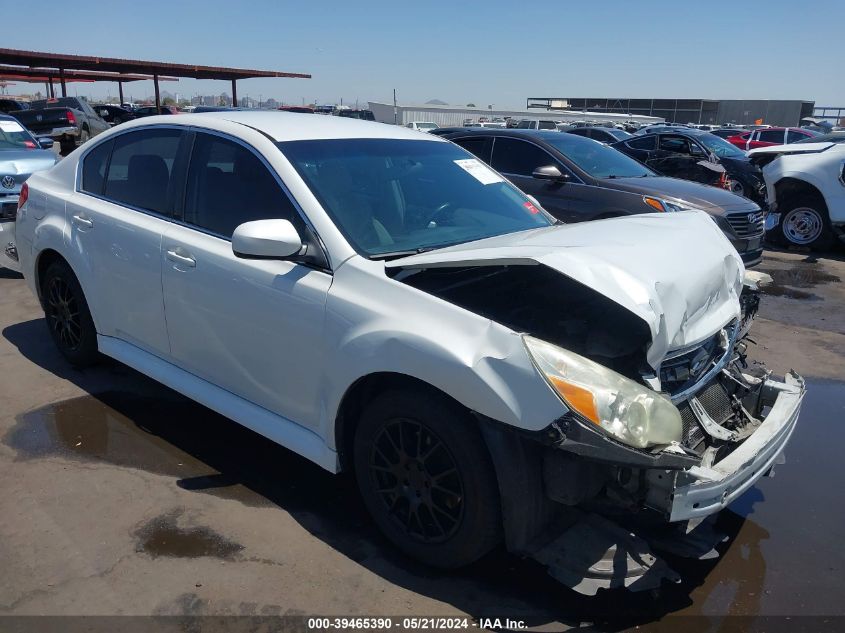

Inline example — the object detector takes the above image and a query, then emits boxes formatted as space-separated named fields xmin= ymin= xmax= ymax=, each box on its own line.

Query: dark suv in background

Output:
xmin=439 ymin=129 xmax=766 ymax=265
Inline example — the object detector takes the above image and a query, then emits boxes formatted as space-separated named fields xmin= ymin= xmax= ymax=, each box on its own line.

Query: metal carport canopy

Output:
xmin=0 ymin=48 xmax=311 ymax=108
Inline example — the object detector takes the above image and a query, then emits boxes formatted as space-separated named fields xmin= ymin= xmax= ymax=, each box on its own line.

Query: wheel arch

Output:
xmin=334 ymin=372 xmax=477 ymax=473
xmin=774 ymin=177 xmax=828 ymax=208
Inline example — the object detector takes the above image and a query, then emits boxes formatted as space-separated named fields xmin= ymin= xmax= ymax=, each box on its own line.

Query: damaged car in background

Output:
xmin=15 ymin=113 xmax=804 ymax=596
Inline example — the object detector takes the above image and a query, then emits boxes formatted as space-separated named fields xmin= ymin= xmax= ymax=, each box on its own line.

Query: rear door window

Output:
xmin=626 ymin=135 xmax=656 ymax=150
xmin=183 ymin=132 xmax=299 ymax=239
xmin=786 ymin=130 xmax=809 ymax=143
xmin=451 ymin=136 xmax=493 ymax=163
xmin=103 ymin=128 xmax=184 ymax=215
xmin=491 ymin=138 xmax=559 ymax=177
xmin=80 ymin=139 xmax=114 ymax=195
xmin=759 ymin=129 xmax=785 ymax=144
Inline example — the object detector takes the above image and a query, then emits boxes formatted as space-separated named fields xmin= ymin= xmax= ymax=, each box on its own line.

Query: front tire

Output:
xmin=41 ymin=260 xmax=99 ymax=367
xmin=353 ymin=388 xmax=502 ymax=568
xmin=776 ymin=195 xmax=835 ymax=251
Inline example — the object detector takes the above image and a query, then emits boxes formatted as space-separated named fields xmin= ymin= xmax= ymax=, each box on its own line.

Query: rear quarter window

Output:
xmin=81 ymin=139 xmax=114 ymax=195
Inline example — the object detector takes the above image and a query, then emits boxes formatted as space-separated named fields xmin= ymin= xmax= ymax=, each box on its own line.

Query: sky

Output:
xmin=3 ymin=0 xmax=845 ymax=108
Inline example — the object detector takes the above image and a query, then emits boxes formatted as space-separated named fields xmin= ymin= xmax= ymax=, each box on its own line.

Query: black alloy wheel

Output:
xmin=41 ymin=260 xmax=99 ymax=366
xmin=368 ymin=417 xmax=464 ymax=543
xmin=353 ymin=388 xmax=502 ymax=568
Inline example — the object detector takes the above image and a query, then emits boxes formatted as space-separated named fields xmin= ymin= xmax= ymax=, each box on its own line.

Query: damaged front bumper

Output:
xmin=650 ymin=371 xmax=804 ymax=522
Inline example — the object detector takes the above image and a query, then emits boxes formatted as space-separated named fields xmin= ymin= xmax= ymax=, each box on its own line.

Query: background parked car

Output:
xmin=440 ymin=128 xmax=766 ymax=265
xmin=336 ymin=109 xmax=375 ymax=120
xmin=93 ymin=104 xmax=137 ymax=126
xmin=727 ymin=127 xmax=818 ymax=151
xmin=133 ymin=105 xmax=180 ymax=117
xmin=515 ymin=119 xmax=560 ymax=131
xmin=749 ymin=140 xmax=845 ymax=250
xmin=612 ymin=127 xmax=767 ymax=205
xmin=0 ymin=114 xmax=59 ymax=270
xmin=563 ymin=126 xmax=632 ymax=144
xmin=8 ymin=97 xmax=109 ymax=154
xmin=710 ymin=128 xmax=745 ymax=139
xmin=0 ymin=99 xmax=30 ymax=114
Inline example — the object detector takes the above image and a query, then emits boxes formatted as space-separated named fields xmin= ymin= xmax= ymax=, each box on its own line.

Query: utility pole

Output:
xmin=393 ymin=88 xmax=398 ymax=125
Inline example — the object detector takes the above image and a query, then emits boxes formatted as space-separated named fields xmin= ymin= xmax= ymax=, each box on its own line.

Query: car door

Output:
xmin=79 ymin=99 xmax=110 ymax=136
xmin=646 ymin=135 xmax=707 ymax=181
xmin=68 ymin=127 xmax=186 ymax=355
xmin=161 ymin=130 xmax=332 ymax=429
xmin=488 ymin=136 xmax=574 ymax=221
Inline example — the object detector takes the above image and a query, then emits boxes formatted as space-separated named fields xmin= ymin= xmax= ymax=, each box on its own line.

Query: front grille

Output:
xmin=726 ymin=210 xmax=765 ymax=238
xmin=659 ymin=331 xmax=723 ymax=395
xmin=679 ymin=403 xmax=706 ymax=450
xmin=676 ymin=379 xmax=736 ymax=450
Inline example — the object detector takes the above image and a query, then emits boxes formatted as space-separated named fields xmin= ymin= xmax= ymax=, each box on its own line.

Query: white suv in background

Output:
xmin=14 ymin=112 xmax=804 ymax=595
xmin=749 ymin=141 xmax=845 ymax=250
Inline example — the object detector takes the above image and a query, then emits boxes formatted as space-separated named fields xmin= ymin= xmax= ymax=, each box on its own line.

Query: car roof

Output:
xmin=121 ymin=110 xmax=442 ymax=142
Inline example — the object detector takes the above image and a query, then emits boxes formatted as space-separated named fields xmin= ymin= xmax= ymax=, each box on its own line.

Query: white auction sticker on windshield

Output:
xmin=454 ymin=158 xmax=503 ymax=185
xmin=0 ymin=120 xmax=25 ymax=133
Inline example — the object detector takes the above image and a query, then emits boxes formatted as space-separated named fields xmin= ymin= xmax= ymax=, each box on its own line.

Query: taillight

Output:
xmin=66 ymin=110 xmax=76 ymax=125
xmin=18 ymin=182 xmax=28 ymax=210
xmin=719 ymin=172 xmax=728 ymax=189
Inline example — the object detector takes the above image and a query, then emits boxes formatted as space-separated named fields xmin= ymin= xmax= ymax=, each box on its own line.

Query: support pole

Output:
xmin=118 ymin=81 xmax=124 ymax=105
xmin=59 ymin=68 xmax=67 ymax=97
xmin=231 ymin=79 xmax=237 ymax=108
xmin=154 ymin=74 xmax=161 ymax=113
xmin=49 ymin=78 xmax=55 ymax=98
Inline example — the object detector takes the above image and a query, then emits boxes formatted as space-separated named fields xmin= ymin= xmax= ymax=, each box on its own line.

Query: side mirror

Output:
xmin=532 ymin=165 xmax=568 ymax=182
xmin=232 ymin=219 xmax=303 ymax=259
xmin=37 ymin=137 xmax=54 ymax=150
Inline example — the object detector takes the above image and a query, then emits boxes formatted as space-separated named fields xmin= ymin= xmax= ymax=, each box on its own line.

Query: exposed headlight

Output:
xmin=643 ymin=196 xmax=698 ymax=213
xmin=524 ymin=336 xmax=682 ymax=449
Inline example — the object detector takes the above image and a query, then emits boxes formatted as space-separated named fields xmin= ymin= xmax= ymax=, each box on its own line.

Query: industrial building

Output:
xmin=368 ymin=101 xmax=662 ymax=127
xmin=527 ymin=97 xmax=816 ymax=127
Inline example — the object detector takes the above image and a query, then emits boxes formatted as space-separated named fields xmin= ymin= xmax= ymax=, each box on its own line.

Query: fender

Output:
xmin=318 ymin=258 xmax=567 ymax=448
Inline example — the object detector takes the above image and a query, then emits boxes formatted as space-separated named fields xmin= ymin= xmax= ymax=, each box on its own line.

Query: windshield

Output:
xmin=0 ymin=119 xmax=38 ymax=149
xmin=278 ymin=138 xmax=554 ymax=257
xmin=542 ymin=134 xmax=655 ymax=178
xmin=417 ymin=122 xmax=438 ymax=129
xmin=695 ymin=132 xmax=746 ymax=158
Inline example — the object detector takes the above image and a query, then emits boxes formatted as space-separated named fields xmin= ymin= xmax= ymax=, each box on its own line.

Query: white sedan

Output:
xmin=15 ymin=112 xmax=804 ymax=594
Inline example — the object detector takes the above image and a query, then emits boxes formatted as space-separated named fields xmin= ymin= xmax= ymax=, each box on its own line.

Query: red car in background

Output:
xmin=727 ymin=127 xmax=818 ymax=150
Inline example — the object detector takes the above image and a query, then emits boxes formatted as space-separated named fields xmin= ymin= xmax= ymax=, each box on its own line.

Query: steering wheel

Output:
xmin=421 ymin=201 xmax=456 ymax=227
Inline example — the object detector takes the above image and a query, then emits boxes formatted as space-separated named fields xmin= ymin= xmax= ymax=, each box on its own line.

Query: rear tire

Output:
xmin=774 ymin=195 xmax=835 ymax=251
xmin=353 ymin=388 xmax=502 ymax=568
xmin=41 ymin=260 xmax=99 ymax=367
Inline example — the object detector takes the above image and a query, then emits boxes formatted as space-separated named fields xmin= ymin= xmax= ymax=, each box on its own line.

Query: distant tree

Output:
xmin=466 ymin=103 xmax=476 ymax=107
xmin=163 ymin=97 xmax=176 ymax=106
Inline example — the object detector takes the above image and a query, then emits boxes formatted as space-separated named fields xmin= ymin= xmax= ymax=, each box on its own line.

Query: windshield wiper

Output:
xmin=369 ymin=246 xmax=441 ymax=261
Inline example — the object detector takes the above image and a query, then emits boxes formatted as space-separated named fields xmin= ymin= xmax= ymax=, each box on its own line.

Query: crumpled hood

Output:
xmin=387 ymin=210 xmax=744 ymax=370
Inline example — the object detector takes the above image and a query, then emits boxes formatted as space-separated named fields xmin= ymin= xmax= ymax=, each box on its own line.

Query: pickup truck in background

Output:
xmin=9 ymin=97 xmax=109 ymax=154
xmin=749 ymin=141 xmax=845 ymax=250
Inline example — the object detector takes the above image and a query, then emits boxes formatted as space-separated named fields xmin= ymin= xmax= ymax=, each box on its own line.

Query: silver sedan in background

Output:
xmin=0 ymin=114 xmax=58 ymax=271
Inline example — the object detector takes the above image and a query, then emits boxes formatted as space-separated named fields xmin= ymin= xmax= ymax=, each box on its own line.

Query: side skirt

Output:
xmin=97 ymin=335 xmax=339 ymax=473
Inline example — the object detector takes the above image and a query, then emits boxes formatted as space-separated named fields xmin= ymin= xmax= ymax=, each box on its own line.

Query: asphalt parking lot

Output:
xmin=1 ymin=248 xmax=844 ymax=629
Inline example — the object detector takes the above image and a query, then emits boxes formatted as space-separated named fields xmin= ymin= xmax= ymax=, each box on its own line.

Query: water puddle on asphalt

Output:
xmin=134 ymin=510 xmax=243 ymax=560
xmin=4 ymin=391 xmax=274 ymax=507
xmin=757 ymin=260 xmax=841 ymax=301
xmin=4 ymin=380 xmax=845 ymax=619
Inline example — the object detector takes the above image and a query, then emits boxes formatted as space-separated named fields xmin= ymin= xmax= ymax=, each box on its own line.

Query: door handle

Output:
xmin=166 ymin=249 xmax=196 ymax=268
xmin=72 ymin=214 xmax=93 ymax=229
